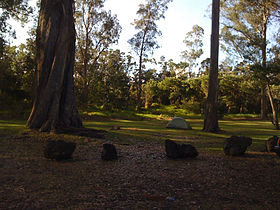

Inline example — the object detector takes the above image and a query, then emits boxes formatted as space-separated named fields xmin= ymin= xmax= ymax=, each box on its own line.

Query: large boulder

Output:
xmin=224 ymin=136 xmax=252 ymax=156
xmin=166 ymin=117 xmax=192 ymax=130
xmin=44 ymin=140 xmax=76 ymax=161
xmin=165 ymin=139 xmax=198 ymax=159
xmin=101 ymin=143 xmax=118 ymax=161
xmin=180 ymin=144 xmax=199 ymax=158
xmin=165 ymin=139 xmax=180 ymax=159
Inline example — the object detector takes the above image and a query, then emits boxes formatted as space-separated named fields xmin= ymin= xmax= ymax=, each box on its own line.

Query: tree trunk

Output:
xmin=261 ymin=86 xmax=268 ymax=119
xmin=26 ymin=0 xmax=82 ymax=132
xmin=203 ymin=0 xmax=220 ymax=133
xmin=136 ymin=30 xmax=147 ymax=111
xmin=267 ymin=84 xmax=279 ymax=130
xmin=260 ymin=4 xmax=269 ymax=120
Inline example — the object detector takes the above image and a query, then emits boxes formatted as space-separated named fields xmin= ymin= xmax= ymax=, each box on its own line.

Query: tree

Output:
xmin=181 ymin=25 xmax=204 ymax=78
xmin=85 ymin=49 xmax=131 ymax=110
xmin=75 ymin=0 xmax=121 ymax=107
xmin=128 ymin=0 xmax=172 ymax=110
xmin=26 ymin=0 xmax=82 ymax=132
xmin=220 ymin=0 xmax=280 ymax=119
xmin=0 ymin=0 xmax=32 ymax=55
xmin=203 ymin=0 xmax=220 ymax=132
xmin=251 ymin=63 xmax=280 ymax=129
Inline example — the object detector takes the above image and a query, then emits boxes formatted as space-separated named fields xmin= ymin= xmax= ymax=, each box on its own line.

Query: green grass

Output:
xmin=83 ymin=116 xmax=277 ymax=153
xmin=0 ymin=119 xmax=27 ymax=135
xmin=0 ymin=111 xmax=277 ymax=153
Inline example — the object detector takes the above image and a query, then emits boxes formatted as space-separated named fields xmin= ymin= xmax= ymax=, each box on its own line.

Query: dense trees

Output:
xmin=74 ymin=0 xmax=121 ymax=107
xmin=1 ymin=0 xmax=279 ymax=131
xmin=128 ymin=0 xmax=172 ymax=110
xmin=221 ymin=0 xmax=280 ymax=129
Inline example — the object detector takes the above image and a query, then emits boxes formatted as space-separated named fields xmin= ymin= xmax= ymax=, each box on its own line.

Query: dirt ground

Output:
xmin=1 ymin=134 xmax=280 ymax=209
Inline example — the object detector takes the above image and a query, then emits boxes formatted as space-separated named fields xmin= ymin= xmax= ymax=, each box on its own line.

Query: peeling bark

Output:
xmin=26 ymin=0 xmax=82 ymax=132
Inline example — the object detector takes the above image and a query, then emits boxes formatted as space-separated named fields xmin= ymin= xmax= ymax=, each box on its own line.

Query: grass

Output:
xmin=0 ymin=109 xmax=277 ymax=155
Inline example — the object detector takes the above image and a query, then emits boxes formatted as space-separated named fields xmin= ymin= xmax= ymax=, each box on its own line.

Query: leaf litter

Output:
xmin=0 ymin=134 xmax=280 ymax=209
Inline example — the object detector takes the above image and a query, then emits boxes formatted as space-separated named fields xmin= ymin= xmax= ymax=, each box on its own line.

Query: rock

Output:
xmin=224 ymin=136 xmax=252 ymax=156
xmin=166 ymin=117 xmax=192 ymax=130
xmin=101 ymin=143 xmax=118 ymax=160
xmin=179 ymin=144 xmax=199 ymax=158
xmin=44 ymin=140 xmax=76 ymax=161
xmin=266 ymin=136 xmax=279 ymax=152
xmin=165 ymin=139 xmax=198 ymax=159
xmin=165 ymin=139 xmax=181 ymax=159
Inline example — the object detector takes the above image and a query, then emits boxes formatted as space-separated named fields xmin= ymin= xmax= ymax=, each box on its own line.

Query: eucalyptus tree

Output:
xmin=27 ymin=0 xmax=82 ymax=132
xmin=220 ymin=0 xmax=280 ymax=119
xmin=181 ymin=25 xmax=204 ymax=78
xmin=203 ymin=0 xmax=220 ymax=133
xmin=74 ymin=0 xmax=121 ymax=107
xmin=128 ymin=0 xmax=172 ymax=110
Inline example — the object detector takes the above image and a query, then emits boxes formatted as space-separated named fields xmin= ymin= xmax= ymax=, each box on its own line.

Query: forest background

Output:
xmin=0 ymin=0 xmax=280 ymax=128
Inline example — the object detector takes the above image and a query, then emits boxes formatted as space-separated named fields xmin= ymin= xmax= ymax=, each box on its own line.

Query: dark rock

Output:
xmin=165 ymin=139 xmax=181 ymax=159
xmin=224 ymin=136 xmax=252 ymax=156
xmin=44 ymin=140 xmax=76 ymax=161
xmin=165 ymin=139 xmax=198 ymax=159
xmin=266 ymin=136 xmax=279 ymax=152
xmin=179 ymin=144 xmax=199 ymax=158
xmin=101 ymin=144 xmax=118 ymax=160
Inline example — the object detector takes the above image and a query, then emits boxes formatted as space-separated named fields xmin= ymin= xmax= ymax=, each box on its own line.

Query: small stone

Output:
xmin=101 ymin=143 xmax=118 ymax=160
xmin=44 ymin=140 xmax=76 ymax=161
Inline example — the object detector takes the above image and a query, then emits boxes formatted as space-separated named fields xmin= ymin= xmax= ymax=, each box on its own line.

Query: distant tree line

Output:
xmin=0 ymin=0 xmax=279 ymax=128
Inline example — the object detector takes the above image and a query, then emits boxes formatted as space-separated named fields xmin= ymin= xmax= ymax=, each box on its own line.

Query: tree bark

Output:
xmin=136 ymin=30 xmax=147 ymax=111
xmin=260 ymin=7 xmax=269 ymax=120
xmin=26 ymin=0 xmax=82 ymax=132
xmin=203 ymin=0 xmax=220 ymax=133
xmin=267 ymin=84 xmax=279 ymax=130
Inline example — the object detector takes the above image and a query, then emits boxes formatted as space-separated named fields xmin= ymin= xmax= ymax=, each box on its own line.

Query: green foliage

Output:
xmin=220 ymin=0 xmax=280 ymax=63
xmin=128 ymin=0 xmax=172 ymax=57
xmin=219 ymin=74 xmax=260 ymax=114
xmin=0 ymin=0 xmax=32 ymax=54
xmin=0 ymin=42 xmax=35 ymax=111
xmin=75 ymin=50 xmax=131 ymax=110
xmin=74 ymin=0 xmax=122 ymax=107
xmin=181 ymin=24 xmax=204 ymax=77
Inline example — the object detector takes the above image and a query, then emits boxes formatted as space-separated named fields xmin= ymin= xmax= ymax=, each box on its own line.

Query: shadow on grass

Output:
xmin=0 ymin=117 xmax=277 ymax=154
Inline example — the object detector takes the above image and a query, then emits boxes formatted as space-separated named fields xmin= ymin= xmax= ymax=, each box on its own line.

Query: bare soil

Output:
xmin=1 ymin=134 xmax=280 ymax=209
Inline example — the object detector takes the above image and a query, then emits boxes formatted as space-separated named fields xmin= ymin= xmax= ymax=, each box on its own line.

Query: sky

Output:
xmin=12 ymin=0 xmax=213 ymax=64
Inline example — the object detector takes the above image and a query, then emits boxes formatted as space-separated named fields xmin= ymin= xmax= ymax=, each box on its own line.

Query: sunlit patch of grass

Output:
xmin=0 ymin=120 xmax=26 ymax=135
xmin=0 ymin=112 xmax=277 ymax=154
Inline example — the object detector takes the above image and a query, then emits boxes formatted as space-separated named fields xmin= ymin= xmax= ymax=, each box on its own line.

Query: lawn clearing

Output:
xmin=0 ymin=117 xmax=280 ymax=209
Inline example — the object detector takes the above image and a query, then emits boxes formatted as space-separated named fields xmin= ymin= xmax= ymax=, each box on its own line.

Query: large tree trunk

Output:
xmin=26 ymin=0 xmax=82 ymax=132
xmin=203 ymin=0 xmax=220 ymax=133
